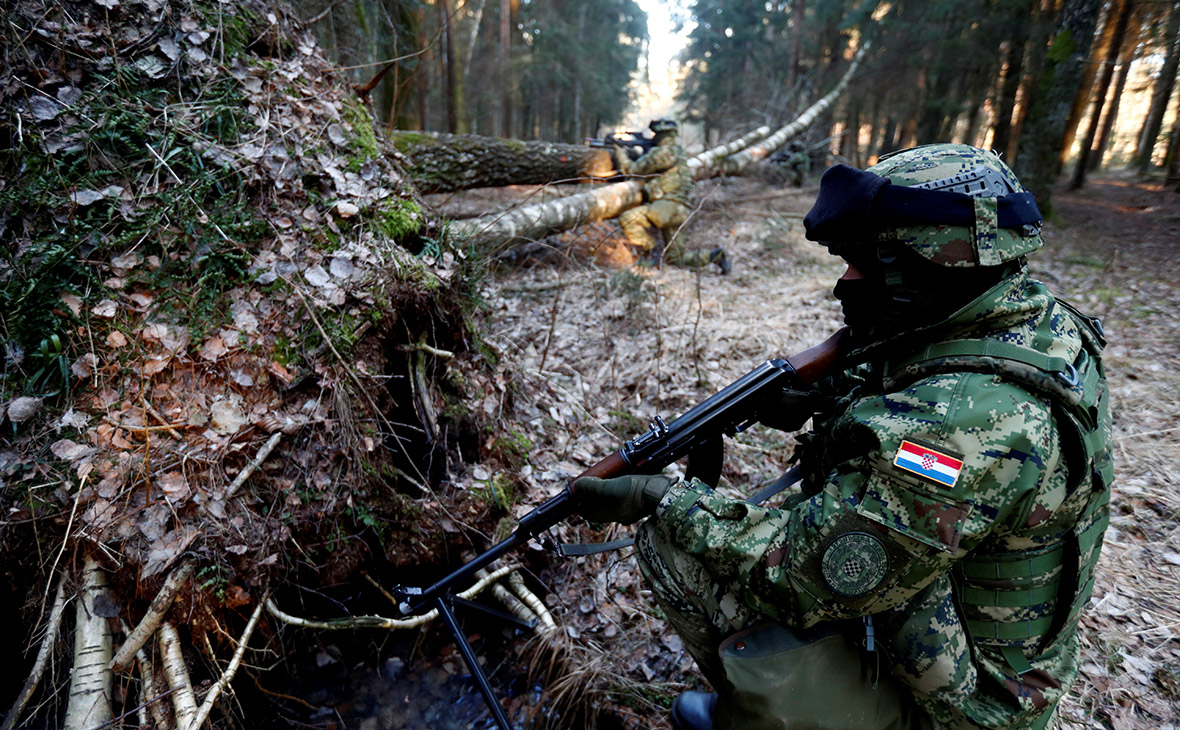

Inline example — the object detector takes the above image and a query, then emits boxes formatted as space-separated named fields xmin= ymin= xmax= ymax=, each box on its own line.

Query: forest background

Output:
xmin=3 ymin=0 xmax=1180 ymax=728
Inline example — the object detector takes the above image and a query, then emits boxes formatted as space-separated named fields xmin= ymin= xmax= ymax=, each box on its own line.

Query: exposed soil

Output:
xmin=414 ymin=170 xmax=1180 ymax=729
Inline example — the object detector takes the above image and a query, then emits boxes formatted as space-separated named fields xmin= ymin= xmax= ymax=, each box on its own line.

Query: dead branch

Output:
xmin=224 ymin=432 xmax=282 ymax=500
xmin=187 ymin=596 xmax=266 ymax=730
xmin=267 ymin=563 xmax=521 ymax=630
xmin=110 ymin=561 xmax=195 ymax=673
xmin=158 ymin=621 xmax=198 ymax=730
xmin=2 ymin=573 xmax=67 ymax=730
xmin=508 ymin=571 xmax=557 ymax=631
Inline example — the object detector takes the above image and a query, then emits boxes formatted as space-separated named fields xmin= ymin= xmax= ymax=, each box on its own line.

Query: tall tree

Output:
xmin=1071 ymin=0 xmax=1135 ymax=187
xmin=1015 ymin=0 xmax=1103 ymax=214
xmin=1090 ymin=2 xmax=1144 ymax=170
xmin=1133 ymin=1 xmax=1180 ymax=173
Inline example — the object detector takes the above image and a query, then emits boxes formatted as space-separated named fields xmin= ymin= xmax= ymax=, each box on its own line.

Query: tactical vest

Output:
xmin=882 ymin=299 xmax=1113 ymax=675
xmin=645 ymin=143 xmax=692 ymax=207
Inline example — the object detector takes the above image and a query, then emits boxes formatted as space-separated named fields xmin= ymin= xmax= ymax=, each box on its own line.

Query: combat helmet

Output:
xmin=649 ymin=118 xmax=678 ymax=135
xmin=804 ymin=143 xmax=1044 ymax=269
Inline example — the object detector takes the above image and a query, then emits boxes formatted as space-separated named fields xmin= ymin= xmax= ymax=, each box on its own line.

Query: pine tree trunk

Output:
xmin=1060 ymin=0 xmax=1124 ymax=165
xmin=1014 ymin=0 xmax=1103 ymax=214
xmin=1134 ymin=2 xmax=1180 ymax=173
xmin=390 ymin=132 xmax=615 ymax=193
xmin=1070 ymin=0 xmax=1134 ymax=188
xmin=991 ymin=27 xmax=1027 ymax=158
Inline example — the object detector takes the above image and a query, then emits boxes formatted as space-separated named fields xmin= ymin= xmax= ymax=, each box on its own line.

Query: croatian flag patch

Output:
xmin=894 ymin=440 xmax=963 ymax=487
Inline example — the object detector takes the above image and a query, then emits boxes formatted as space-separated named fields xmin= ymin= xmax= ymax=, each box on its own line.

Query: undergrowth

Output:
xmin=1 ymin=65 xmax=262 ymax=400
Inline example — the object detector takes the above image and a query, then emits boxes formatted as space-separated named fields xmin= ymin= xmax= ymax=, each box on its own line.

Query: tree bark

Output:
xmin=1060 ymin=0 xmax=1124 ymax=165
xmin=1070 ymin=0 xmax=1134 ymax=188
xmin=1134 ymin=1 xmax=1180 ymax=173
xmin=991 ymin=26 xmax=1028 ymax=159
xmin=390 ymin=132 xmax=616 ymax=193
xmin=63 ymin=557 xmax=112 ymax=730
xmin=1014 ymin=0 xmax=1102 ymax=215
xmin=1091 ymin=7 xmax=1144 ymax=172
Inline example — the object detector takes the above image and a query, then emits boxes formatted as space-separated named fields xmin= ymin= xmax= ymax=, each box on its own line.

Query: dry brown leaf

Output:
xmin=158 ymin=471 xmax=191 ymax=503
xmin=200 ymin=335 xmax=228 ymax=361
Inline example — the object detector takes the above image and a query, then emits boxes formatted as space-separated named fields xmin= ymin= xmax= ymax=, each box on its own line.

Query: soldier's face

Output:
xmin=832 ymin=262 xmax=887 ymax=336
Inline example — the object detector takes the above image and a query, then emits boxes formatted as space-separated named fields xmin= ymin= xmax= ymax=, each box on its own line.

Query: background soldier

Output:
xmin=574 ymin=144 xmax=1113 ymax=730
xmin=615 ymin=119 xmax=731 ymax=274
xmin=784 ymin=140 xmax=810 ymax=187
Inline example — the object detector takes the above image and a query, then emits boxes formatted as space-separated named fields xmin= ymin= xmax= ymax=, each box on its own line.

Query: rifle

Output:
xmin=392 ymin=328 xmax=848 ymax=729
xmin=584 ymin=131 xmax=655 ymax=162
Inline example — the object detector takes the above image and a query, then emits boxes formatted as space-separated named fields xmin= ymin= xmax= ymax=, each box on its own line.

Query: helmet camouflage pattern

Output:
xmin=805 ymin=143 xmax=1045 ymax=269
xmin=649 ymin=118 xmax=678 ymax=134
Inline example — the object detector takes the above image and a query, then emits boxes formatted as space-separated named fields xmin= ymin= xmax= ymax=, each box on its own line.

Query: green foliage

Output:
xmin=515 ymin=0 xmax=647 ymax=140
xmin=197 ymin=564 xmax=230 ymax=603
xmin=372 ymin=197 xmax=423 ymax=240
xmin=489 ymin=429 xmax=533 ymax=468
xmin=0 ymin=68 xmax=263 ymax=395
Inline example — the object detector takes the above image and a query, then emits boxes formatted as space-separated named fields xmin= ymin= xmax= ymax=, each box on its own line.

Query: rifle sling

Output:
xmin=555 ymin=537 xmax=636 ymax=556
xmin=746 ymin=464 xmax=804 ymax=505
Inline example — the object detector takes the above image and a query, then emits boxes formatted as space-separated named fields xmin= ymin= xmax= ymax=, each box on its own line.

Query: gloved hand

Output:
xmin=571 ymin=474 xmax=678 ymax=524
xmin=758 ymin=385 xmax=825 ymax=433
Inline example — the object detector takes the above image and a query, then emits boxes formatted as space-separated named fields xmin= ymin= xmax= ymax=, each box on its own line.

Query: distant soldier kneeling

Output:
xmin=614 ymin=119 xmax=730 ymax=274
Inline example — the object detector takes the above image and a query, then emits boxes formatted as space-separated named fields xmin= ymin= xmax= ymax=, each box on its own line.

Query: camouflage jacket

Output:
xmin=615 ymin=139 xmax=692 ymax=207
xmin=650 ymin=271 xmax=1112 ymax=729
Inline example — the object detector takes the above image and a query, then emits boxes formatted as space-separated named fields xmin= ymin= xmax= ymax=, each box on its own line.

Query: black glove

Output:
xmin=571 ymin=474 xmax=678 ymax=524
xmin=758 ymin=385 xmax=825 ymax=433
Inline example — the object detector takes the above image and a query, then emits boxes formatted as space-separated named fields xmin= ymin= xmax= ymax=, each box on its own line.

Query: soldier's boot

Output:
xmin=671 ymin=691 xmax=717 ymax=730
xmin=709 ymin=247 xmax=732 ymax=275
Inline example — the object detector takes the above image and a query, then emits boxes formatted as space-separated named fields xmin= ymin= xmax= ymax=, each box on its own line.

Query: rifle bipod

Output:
xmin=431 ymin=591 xmax=537 ymax=730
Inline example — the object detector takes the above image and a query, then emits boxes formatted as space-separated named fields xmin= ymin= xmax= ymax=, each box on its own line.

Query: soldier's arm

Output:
xmin=648 ymin=372 xmax=1061 ymax=627
xmin=623 ymin=145 xmax=675 ymax=176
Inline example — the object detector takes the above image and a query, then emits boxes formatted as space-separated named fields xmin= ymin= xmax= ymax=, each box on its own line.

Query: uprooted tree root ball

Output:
xmin=0 ymin=1 xmax=547 ymax=728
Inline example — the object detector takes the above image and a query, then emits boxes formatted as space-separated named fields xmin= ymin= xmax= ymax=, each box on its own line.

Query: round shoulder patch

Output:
xmin=821 ymin=532 xmax=889 ymax=597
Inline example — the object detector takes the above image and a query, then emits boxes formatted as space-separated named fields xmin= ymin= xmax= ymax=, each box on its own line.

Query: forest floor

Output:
xmin=419 ymin=169 xmax=1180 ymax=729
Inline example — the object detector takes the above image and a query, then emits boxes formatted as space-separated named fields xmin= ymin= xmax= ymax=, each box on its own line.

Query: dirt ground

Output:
xmin=425 ymin=170 xmax=1180 ymax=729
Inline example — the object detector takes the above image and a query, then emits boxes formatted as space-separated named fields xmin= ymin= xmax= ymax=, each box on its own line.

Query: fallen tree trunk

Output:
xmin=447 ymin=47 xmax=866 ymax=250
xmin=718 ymin=45 xmax=867 ymax=175
xmin=389 ymin=132 xmax=617 ymax=193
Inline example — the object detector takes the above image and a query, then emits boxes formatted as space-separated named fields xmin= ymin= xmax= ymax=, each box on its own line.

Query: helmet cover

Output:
xmin=806 ymin=144 xmax=1044 ymax=268
xmin=649 ymin=118 xmax=678 ymax=134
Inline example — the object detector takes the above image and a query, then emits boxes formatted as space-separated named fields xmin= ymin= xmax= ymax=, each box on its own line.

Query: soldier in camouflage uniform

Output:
xmin=785 ymin=141 xmax=810 ymax=187
xmin=574 ymin=145 xmax=1112 ymax=730
xmin=616 ymin=119 xmax=731 ymax=274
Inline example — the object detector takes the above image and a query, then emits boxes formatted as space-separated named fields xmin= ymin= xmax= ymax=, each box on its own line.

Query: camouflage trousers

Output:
xmin=618 ymin=199 xmax=715 ymax=268
xmin=635 ymin=519 xmax=932 ymax=730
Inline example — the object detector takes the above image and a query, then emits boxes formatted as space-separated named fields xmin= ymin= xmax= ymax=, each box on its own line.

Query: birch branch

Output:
xmin=2 ymin=573 xmax=67 ymax=730
xmin=110 ymin=561 xmax=195 ymax=672
xmin=158 ymin=621 xmax=199 ymax=730
xmin=267 ymin=564 xmax=521 ymax=630
xmin=63 ymin=556 xmax=113 ymax=730
xmin=186 ymin=597 xmax=266 ymax=730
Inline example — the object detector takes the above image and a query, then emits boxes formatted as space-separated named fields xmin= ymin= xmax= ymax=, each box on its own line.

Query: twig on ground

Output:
xmin=224 ymin=432 xmax=282 ymax=499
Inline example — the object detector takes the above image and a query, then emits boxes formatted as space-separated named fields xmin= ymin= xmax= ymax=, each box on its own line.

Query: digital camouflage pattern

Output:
xmin=635 ymin=268 xmax=1112 ymax=730
xmin=615 ymin=136 xmax=724 ymax=268
xmin=865 ymin=144 xmax=1044 ymax=268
